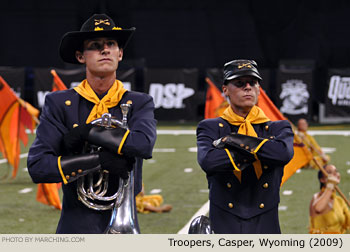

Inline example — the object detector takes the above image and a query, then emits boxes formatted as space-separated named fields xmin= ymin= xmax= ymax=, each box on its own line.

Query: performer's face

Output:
xmin=297 ymin=119 xmax=308 ymax=132
xmin=75 ymin=37 xmax=123 ymax=76
xmin=324 ymin=164 xmax=341 ymax=182
xmin=223 ymin=76 xmax=260 ymax=115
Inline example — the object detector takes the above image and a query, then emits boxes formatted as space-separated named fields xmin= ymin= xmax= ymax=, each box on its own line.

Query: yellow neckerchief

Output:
xmin=221 ymin=105 xmax=270 ymax=180
xmin=74 ymin=79 xmax=127 ymax=123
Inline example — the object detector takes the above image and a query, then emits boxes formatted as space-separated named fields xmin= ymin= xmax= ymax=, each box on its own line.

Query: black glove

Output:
xmin=224 ymin=149 xmax=256 ymax=172
xmin=213 ymin=133 xmax=267 ymax=158
xmin=59 ymin=152 xmax=101 ymax=183
xmin=63 ymin=124 xmax=93 ymax=153
xmin=98 ymin=150 xmax=134 ymax=179
xmin=87 ymin=125 xmax=127 ymax=154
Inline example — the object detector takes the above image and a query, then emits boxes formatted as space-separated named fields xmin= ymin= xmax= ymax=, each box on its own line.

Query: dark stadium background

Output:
xmin=0 ymin=0 xmax=349 ymax=121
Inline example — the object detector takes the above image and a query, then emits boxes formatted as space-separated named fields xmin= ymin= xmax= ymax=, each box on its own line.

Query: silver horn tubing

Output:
xmin=76 ymin=105 xmax=140 ymax=234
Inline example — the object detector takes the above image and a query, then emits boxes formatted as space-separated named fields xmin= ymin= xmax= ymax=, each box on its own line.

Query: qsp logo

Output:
xmin=328 ymin=75 xmax=350 ymax=106
xmin=149 ymin=83 xmax=195 ymax=109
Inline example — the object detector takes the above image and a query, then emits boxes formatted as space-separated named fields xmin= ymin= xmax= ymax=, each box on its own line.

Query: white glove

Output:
xmin=326 ymin=174 xmax=339 ymax=190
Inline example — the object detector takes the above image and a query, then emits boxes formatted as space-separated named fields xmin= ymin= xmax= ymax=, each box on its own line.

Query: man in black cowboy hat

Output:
xmin=196 ymin=59 xmax=294 ymax=233
xmin=27 ymin=14 xmax=157 ymax=233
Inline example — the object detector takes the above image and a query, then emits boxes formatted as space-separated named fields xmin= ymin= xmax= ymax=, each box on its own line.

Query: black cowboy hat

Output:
xmin=223 ymin=59 xmax=262 ymax=83
xmin=59 ymin=14 xmax=136 ymax=64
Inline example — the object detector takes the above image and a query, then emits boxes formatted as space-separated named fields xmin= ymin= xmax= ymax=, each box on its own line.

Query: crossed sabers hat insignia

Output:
xmin=238 ymin=63 xmax=253 ymax=69
xmin=95 ymin=19 xmax=110 ymax=26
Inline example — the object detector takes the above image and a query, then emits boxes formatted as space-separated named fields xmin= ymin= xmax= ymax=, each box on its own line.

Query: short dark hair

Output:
xmin=317 ymin=165 xmax=328 ymax=189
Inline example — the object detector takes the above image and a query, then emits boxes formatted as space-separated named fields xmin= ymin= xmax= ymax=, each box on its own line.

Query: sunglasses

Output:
xmin=230 ymin=79 xmax=259 ymax=88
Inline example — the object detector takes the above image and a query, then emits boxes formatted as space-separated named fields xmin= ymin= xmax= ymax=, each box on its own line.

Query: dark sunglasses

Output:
xmin=230 ymin=79 xmax=259 ymax=88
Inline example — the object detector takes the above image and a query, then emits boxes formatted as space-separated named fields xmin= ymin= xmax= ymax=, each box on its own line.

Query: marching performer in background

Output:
xmin=135 ymin=184 xmax=172 ymax=213
xmin=27 ymin=14 xmax=157 ymax=233
xmin=197 ymin=59 xmax=294 ymax=233
xmin=309 ymin=164 xmax=350 ymax=234
xmin=296 ymin=118 xmax=329 ymax=169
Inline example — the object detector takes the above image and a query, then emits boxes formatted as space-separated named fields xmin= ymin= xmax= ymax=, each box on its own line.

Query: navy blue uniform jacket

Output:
xmin=197 ymin=118 xmax=294 ymax=223
xmin=27 ymin=88 xmax=157 ymax=233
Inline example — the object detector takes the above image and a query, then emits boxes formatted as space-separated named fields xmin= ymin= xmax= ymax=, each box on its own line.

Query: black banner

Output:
xmin=33 ymin=67 xmax=85 ymax=108
xmin=275 ymin=61 xmax=314 ymax=124
xmin=116 ymin=68 xmax=136 ymax=92
xmin=33 ymin=68 xmax=136 ymax=108
xmin=325 ymin=68 xmax=350 ymax=118
xmin=145 ymin=68 xmax=198 ymax=121
xmin=0 ymin=66 xmax=26 ymax=98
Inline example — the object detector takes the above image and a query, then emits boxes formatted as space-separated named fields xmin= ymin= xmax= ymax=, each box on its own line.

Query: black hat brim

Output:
xmin=59 ymin=28 xmax=135 ymax=64
xmin=225 ymin=70 xmax=262 ymax=82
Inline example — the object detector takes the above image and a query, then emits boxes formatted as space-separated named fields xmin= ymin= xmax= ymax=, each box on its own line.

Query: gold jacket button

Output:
xmin=73 ymin=123 xmax=79 ymax=128
xmin=269 ymin=136 xmax=274 ymax=140
xmin=245 ymin=145 xmax=250 ymax=150
xmin=219 ymin=123 xmax=224 ymax=127
xmin=77 ymin=169 xmax=83 ymax=174
xmin=227 ymin=183 xmax=232 ymax=188
xmin=263 ymin=183 xmax=269 ymax=189
xmin=65 ymin=100 xmax=71 ymax=106
xmin=263 ymin=165 xmax=268 ymax=169
xmin=265 ymin=125 xmax=269 ymax=131
xmin=259 ymin=203 xmax=265 ymax=209
xmin=71 ymin=172 xmax=76 ymax=177
xmin=65 ymin=175 xmax=70 ymax=180
xmin=240 ymin=143 xmax=244 ymax=147
xmin=228 ymin=203 xmax=234 ymax=208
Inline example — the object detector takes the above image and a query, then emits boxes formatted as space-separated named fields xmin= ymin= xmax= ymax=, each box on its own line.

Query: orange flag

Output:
xmin=0 ymin=76 xmax=18 ymax=166
xmin=0 ymin=75 xmax=39 ymax=178
xmin=257 ymin=87 xmax=312 ymax=186
xmin=204 ymin=77 xmax=228 ymax=119
xmin=280 ymin=140 xmax=313 ymax=186
xmin=51 ymin=69 xmax=67 ymax=91
xmin=36 ymin=183 xmax=62 ymax=210
xmin=35 ymin=69 xmax=66 ymax=210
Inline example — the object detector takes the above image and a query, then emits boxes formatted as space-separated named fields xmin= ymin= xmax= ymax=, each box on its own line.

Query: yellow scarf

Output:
xmin=221 ymin=105 xmax=270 ymax=180
xmin=74 ymin=79 xmax=127 ymax=123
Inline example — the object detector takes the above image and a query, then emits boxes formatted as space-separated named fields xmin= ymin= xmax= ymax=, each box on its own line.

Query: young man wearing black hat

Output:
xmin=27 ymin=14 xmax=157 ymax=233
xmin=197 ymin=59 xmax=294 ymax=233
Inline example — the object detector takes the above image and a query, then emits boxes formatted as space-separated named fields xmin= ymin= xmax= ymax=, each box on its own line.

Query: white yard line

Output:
xmin=25 ymin=129 xmax=36 ymax=134
xmin=0 ymin=153 xmax=28 ymax=164
xmin=157 ymin=130 xmax=196 ymax=135
xmin=153 ymin=148 xmax=176 ymax=152
xmin=308 ymin=130 xmax=350 ymax=136
xmin=177 ymin=200 xmax=210 ymax=234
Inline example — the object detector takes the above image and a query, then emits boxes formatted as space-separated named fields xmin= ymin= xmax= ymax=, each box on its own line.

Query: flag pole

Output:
xmin=312 ymin=156 xmax=350 ymax=208
xmin=17 ymin=98 xmax=40 ymax=125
